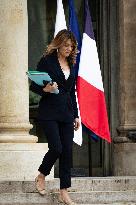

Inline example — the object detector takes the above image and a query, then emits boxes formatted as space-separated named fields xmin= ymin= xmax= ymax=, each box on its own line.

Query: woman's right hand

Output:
xmin=43 ymin=82 xmax=58 ymax=93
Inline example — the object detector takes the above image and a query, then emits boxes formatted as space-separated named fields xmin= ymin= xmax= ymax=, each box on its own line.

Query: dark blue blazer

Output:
xmin=30 ymin=52 xmax=78 ymax=122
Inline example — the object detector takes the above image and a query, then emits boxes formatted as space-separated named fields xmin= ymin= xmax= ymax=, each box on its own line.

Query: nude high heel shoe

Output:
xmin=35 ymin=176 xmax=46 ymax=196
xmin=58 ymin=195 xmax=77 ymax=205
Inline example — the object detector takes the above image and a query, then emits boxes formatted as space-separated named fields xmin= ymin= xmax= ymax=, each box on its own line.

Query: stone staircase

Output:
xmin=0 ymin=177 xmax=136 ymax=205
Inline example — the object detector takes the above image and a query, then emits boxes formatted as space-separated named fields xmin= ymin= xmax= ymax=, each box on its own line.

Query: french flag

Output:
xmin=68 ymin=0 xmax=82 ymax=146
xmin=54 ymin=0 xmax=82 ymax=145
xmin=77 ymin=0 xmax=111 ymax=143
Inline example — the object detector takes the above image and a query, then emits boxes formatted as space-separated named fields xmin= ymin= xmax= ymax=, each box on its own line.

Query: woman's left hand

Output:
xmin=74 ymin=118 xmax=80 ymax=131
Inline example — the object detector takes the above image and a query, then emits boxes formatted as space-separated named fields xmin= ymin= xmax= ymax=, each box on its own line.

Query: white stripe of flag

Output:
xmin=54 ymin=0 xmax=67 ymax=37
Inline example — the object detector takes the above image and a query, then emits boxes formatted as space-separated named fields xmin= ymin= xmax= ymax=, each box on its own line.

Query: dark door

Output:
xmin=28 ymin=0 xmax=112 ymax=177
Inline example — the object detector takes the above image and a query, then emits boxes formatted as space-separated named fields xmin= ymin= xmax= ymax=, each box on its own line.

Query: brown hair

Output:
xmin=44 ymin=29 xmax=78 ymax=65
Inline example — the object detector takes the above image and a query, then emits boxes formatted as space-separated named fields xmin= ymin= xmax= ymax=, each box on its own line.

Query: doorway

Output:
xmin=28 ymin=0 xmax=115 ymax=177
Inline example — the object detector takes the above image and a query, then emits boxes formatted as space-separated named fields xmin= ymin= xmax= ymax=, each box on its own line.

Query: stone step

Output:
xmin=67 ymin=177 xmax=136 ymax=192
xmin=0 ymin=190 xmax=136 ymax=204
xmin=0 ymin=177 xmax=136 ymax=193
xmin=0 ymin=203 xmax=136 ymax=205
xmin=0 ymin=177 xmax=136 ymax=204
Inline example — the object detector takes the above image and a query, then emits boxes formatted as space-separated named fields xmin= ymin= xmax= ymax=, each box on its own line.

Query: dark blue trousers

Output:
xmin=38 ymin=120 xmax=74 ymax=189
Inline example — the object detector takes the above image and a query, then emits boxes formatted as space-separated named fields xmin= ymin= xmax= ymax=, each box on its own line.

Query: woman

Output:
xmin=30 ymin=29 xmax=80 ymax=205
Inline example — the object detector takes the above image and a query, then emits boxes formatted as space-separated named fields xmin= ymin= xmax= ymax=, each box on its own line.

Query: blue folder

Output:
xmin=26 ymin=71 xmax=59 ymax=94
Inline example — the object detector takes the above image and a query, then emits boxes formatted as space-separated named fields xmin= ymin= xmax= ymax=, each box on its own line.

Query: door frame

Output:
xmin=98 ymin=0 xmax=119 ymax=176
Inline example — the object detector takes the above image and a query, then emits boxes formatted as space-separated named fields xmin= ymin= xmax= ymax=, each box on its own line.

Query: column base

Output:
xmin=113 ymin=142 xmax=136 ymax=176
xmin=0 ymin=143 xmax=54 ymax=181
xmin=0 ymin=122 xmax=38 ymax=142
xmin=0 ymin=134 xmax=38 ymax=143
xmin=115 ymin=124 xmax=136 ymax=143
xmin=113 ymin=136 xmax=130 ymax=143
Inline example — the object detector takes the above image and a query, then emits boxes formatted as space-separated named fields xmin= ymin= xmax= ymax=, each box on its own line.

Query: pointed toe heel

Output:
xmin=35 ymin=177 xmax=46 ymax=196
xmin=58 ymin=195 xmax=77 ymax=205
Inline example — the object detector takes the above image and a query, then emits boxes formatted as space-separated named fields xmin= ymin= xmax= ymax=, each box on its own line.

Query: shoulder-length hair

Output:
xmin=44 ymin=29 xmax=78 ymax=65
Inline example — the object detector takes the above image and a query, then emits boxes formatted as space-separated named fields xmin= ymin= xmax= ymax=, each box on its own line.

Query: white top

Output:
xmin=62 ymin=69 xmax=70 ymax=80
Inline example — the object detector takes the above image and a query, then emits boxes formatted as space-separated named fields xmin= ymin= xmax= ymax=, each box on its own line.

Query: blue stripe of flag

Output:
xmin=83 ymin=0 xmax=99 ymax=141
xmin=68 ymin=0 xmax=82 ymax=78
xmin=84 ymin=0 xmax=95 ymax=40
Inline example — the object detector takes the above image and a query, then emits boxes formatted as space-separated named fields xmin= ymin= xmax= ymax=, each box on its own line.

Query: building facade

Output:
xmin=0 ymin=0 xmax=136 ymax=180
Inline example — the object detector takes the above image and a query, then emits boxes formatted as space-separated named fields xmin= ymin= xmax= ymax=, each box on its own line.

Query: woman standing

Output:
xmin=30 ymin=29 xmax=80 ymax=205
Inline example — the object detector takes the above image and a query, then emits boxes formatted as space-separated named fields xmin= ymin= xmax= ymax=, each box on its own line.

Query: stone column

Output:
xmin=0 ymin=0 xmax=54 ymax=180
xmin=0 ymin=0 xmax=37 ymax=142
xmin=113 ymin=0 xmax=136 ymax=175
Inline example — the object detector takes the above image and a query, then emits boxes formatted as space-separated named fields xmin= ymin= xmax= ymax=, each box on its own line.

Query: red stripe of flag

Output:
xmin=77 ymin=76 xmax=111 ymax=143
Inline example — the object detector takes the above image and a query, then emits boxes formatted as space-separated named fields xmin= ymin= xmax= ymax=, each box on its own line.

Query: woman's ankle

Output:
xmin=38 ymin=173 xmax=45 ymax=179
xmin=60 ymin=188 xmax=67 ymax=193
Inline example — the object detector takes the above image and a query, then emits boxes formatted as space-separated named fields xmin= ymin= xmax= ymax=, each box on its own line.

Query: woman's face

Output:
xmin=58 ymin=39 xmax=73 ymax=58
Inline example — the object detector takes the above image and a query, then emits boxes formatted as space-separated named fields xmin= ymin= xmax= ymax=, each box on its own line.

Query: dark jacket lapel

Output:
xmin=47 ymin=52 xmax=75 ymax=90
